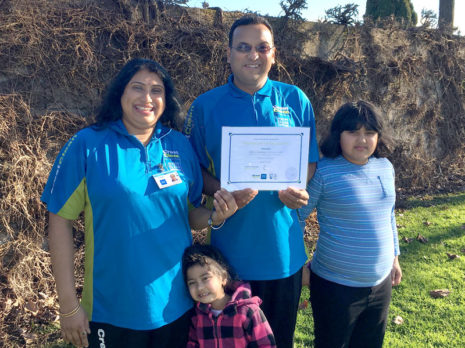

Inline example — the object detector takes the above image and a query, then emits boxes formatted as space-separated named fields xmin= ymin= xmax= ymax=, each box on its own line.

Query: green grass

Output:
xmin=295 ymin=192 xmax=465 ymax=348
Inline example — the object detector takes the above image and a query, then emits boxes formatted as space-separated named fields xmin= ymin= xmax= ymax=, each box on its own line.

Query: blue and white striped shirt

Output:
xmin=298 ymin=156 xmax=400 ymax=287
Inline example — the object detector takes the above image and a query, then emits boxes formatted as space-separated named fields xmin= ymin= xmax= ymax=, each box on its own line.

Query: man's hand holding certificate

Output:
xmin=220 ymin=127 xmax=310 ymax=191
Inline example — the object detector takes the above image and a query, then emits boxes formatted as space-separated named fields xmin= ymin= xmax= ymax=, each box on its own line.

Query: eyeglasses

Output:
xmin=231 ymin=43 xmax=274 ymax=54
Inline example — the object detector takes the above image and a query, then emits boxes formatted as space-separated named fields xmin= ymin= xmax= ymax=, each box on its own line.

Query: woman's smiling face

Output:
xmin=121 ymin=69 xmax=166 ymax=138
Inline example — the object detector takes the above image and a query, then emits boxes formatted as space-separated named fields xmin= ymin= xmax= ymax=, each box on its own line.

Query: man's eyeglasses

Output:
xmin=231 ymin=43 xmax=274 ymax=54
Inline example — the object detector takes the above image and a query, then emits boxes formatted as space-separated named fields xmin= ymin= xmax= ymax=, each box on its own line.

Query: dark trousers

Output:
xmin=88 ymin=310 xmax=190 ymax=348
xmin=310 ymin=270 xmax=392 ymax=348
xmin=249 ymin=268 xmax=303 ymax=348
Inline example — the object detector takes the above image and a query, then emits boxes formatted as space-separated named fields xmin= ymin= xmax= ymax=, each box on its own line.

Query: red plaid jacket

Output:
xmin=187 ymin=282 xmax=276 ymax=347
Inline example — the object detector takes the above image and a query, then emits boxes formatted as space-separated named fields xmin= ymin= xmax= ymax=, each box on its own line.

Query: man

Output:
xmin=183 ymin=15 xmax=319 ymax=347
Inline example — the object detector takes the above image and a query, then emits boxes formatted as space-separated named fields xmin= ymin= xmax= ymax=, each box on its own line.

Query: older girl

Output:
xmin=299 ymin=101 xmax=402 ymax=348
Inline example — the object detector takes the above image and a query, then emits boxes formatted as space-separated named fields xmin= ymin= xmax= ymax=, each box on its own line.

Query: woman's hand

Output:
xmin=60 ymin=304 xmax=90 ymax=347
xmin=188 ymin=190 xmax=238 ymax=230
xmin=211 ymin=188 xmax=238 ymax=223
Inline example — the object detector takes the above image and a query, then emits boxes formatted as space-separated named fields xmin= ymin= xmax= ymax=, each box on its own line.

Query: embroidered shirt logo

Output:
xmin=163 ymin=150 xmax=182 ymax=171
xmin=273 ymin=105 xmax=292 ymax=127
xmin=164 ymin=150 xmax=180 ymax=158
xmin=184 ymin=107 xmax=194 ymax=136
xmin=273 ymin=105 xmax=290 ymax=115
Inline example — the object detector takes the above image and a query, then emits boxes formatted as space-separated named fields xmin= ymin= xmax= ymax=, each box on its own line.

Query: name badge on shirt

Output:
xmin=153 ymin=170 xmax=183 ymax=189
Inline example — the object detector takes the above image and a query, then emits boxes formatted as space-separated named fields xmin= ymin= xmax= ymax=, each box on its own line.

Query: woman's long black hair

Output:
xmin=94 ymin=58 xmax=183 ymax=130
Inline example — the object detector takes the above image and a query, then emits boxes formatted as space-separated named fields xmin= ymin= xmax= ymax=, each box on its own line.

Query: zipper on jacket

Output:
xmin=126 ymin=134 xmax=151 ymax=174
xmin=143 ymin=129 xmax=170 ymax=175
xmin=144 ymin=145 xmax=150 ymax=174
xmin=213 ymin=314 xmax=220 ymax=348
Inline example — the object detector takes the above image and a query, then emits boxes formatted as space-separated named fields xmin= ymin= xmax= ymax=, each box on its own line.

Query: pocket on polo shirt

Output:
xmin=377 ymin=175 xmax=395 ymax=198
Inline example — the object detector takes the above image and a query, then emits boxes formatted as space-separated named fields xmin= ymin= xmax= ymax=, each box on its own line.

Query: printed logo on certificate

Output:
xmin=220 ymin=127 xmax=310 ymax=191
xmin=153 ymin=170 xmax=183 ymax=189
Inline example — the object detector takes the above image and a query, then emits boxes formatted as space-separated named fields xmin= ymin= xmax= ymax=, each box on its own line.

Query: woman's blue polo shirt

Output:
xmin=41 ymin=120 xmax=202 ymax=330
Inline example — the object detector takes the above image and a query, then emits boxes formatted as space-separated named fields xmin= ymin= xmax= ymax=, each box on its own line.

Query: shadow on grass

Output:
xmin=397 ymin=192 xmax=465 ymax=252
xmin=400 ymin=223 xmax=464 ymax=249
xmin=397 ymin=192 xmax=465 ymax=210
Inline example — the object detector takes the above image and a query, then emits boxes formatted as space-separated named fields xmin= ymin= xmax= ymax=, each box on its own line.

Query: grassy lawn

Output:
xmin=295 ymin=192 xmax=465 ymax=348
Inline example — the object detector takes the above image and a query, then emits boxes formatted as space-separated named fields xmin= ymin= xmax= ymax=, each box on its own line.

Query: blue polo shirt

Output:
xmin=183 ymin=76 xmax=319 ymax=280
xmin=41 ymin=120 xmax=202 ymax=330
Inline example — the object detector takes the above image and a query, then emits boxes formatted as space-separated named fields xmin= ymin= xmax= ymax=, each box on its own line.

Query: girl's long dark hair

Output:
xmin=320 ymin=100 xmax=393 ymax=158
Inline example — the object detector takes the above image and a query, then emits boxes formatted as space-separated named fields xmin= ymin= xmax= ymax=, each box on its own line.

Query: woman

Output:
xmin=41 ymin=58 xmax=237 ymax=348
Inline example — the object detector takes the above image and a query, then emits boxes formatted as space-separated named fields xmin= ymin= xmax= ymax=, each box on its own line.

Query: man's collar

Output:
xmin=227 ymin=75 xmax=272 ymax=97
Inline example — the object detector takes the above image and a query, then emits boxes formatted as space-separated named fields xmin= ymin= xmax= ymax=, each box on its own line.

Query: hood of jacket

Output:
xmin=196 ymin=281 xmax=261 ymax=315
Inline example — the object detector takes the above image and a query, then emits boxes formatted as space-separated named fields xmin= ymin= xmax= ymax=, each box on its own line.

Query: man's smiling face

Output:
xmin=227 ymin=23 xmax=275 ymax=95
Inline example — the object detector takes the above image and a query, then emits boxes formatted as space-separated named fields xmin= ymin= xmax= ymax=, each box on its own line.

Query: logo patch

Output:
xmin=163 ymin=150 xmax=182 ymax=171
xmin=273 ymin=105 xmax=293 ymax=127
xmin=273 ymin=105 xmax=290 ymax=115
xmin=276 ymin=117 xmax=291 ymax=127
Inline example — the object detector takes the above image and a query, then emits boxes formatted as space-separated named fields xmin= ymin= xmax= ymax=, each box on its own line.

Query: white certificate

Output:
xmin=220 ymin=127 xmax=310 ymax=191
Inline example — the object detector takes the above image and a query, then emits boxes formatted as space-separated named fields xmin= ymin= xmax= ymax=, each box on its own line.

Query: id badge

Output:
xmin=153 ymin=170 xmax=183 ymax=189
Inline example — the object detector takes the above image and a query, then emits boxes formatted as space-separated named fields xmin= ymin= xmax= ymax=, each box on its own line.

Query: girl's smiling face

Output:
xmin=186 ymin=263 xmax=230 ymax=310
xmin=340 ymin=126 xmax=379 ymax=165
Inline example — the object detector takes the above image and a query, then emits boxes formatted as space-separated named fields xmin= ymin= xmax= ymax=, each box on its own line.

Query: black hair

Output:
xmin=94 ymin=58 xmax=183 ymax=130
xmin=320 ymin=100 xmax=393 ymax=158
xmin=228 ymin=14 xmax=274 ymax=47
xmin=182 ymin=244 xmax=239 ymax=296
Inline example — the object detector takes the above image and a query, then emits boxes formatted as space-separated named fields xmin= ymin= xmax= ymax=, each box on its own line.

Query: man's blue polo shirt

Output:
xmin=183 ymin=76 xmax=319 ymax=280
xmin=41 ymin=120 xmax=202 ymax=330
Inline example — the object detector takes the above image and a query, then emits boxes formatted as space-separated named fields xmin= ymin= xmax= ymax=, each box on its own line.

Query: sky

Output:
xmin=187 ymin=0 xmax=464 ymax=34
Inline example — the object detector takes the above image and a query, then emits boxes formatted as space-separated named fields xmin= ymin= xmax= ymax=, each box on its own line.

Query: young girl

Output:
xmin=298 ymin=101 xmax=402 ymax=348
xmin=182 ymin=244 xmax=276 ymax=348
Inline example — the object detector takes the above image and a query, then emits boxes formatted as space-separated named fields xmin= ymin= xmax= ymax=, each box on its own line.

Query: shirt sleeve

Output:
xmin=305 ymin=101 xmax=319 ymax=164
xmin=297 ymin=167 xmax=323 ymax=223
xmin=186 ymin=142 xmax=204 ymax=210
xmin=40 ymin=132 xmax=87 ymax=219
xmin=296 ymin=89 xmax=319 ymax=164
xmin=244 ymin=306 xmax=277 ymax=347
xmin=183 ymin=98 xmax=210 ymax=170
xmin=390 ymin=165 xmax=400 ymax=256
